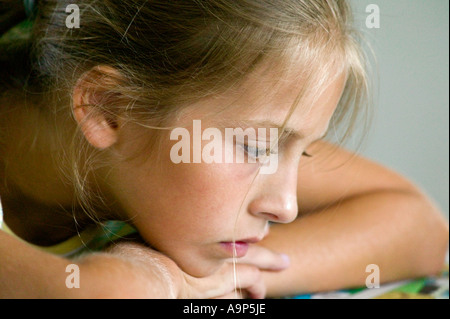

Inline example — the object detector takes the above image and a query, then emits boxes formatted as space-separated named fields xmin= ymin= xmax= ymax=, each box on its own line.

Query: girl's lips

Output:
xmin=220 ymin=241 xmax=250 ymax=258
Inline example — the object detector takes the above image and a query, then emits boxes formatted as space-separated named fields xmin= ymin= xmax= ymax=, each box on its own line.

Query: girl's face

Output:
xmin=107 ymin=69 xmax=347 ymax=276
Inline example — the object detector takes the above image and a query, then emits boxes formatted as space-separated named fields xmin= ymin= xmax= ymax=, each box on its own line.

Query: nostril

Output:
xmin=260 ymin=212 xmax=279 ymax=222
xmin=248 ymin=194 xmax=298 ymax=223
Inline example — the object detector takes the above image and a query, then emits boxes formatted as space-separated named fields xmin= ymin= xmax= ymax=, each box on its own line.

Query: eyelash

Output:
xmin=242 ymin=144 xmax=272 ymax=158
xmin=242 ymin=144 xmax=313 ymax=159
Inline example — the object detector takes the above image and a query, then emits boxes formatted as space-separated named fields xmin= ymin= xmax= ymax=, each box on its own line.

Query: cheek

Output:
xmin=122 ymin=161 xmax=254 ymax=236
xmin=113 ymin=136 xmax=260 ymax=246
xmin=163 ymin=161 xmax=252 ymax=216
xmin=143 ymin=127 xmax=260 ymax=216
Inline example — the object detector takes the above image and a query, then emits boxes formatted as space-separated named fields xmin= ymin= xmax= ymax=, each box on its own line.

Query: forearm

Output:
xmin=0 ymin=230 xmax=71 ymax=298
xmin=260 ymin=190 xmax=449 ymax=297
xmin=0 ymin=230 xmax=180 ymax=298
xmin=96 ymin=241 xmax=181 ymax=298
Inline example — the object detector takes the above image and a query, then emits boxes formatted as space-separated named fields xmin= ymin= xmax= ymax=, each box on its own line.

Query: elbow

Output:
xmin=424 ymin=220 xmax=449 ymax=276
xmin=409 ymin=192 xmax=449 ymax=277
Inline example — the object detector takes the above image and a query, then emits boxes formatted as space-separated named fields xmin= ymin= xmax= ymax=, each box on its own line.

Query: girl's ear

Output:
xmin=72 ymin=66 xmax=121 ymax=150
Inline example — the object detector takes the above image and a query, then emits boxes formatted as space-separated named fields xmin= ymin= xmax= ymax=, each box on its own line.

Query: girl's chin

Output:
xmin=152 ymin=243 xmax=229 ymax=277
xmin=174 ymin=256 xmax=226 ymax=278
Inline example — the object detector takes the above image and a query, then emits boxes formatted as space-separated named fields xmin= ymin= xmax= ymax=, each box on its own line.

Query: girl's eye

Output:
xmin=242 ymin=144 xmax=271 ymax=158
xmin=242 ymin=144 xmax=312 ymax=159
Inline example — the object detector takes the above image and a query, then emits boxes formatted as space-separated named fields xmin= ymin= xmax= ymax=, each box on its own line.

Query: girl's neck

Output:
xmin=0 ymin=97 xmax=76 ymax=205
xmin=0 ymin=95 xmax=121 ymax=245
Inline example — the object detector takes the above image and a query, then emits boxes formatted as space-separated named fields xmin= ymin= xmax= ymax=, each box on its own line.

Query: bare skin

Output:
xmin=0 ymin=64 xmax=448 ymax=298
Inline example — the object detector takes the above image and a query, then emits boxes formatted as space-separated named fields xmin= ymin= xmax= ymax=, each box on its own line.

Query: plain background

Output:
xmin=344 ymin=0 xmax=449 ymax=220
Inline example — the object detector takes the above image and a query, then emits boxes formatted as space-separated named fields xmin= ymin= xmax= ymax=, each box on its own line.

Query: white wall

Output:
xmin=346 ymin=0 xmax=449 ymax=219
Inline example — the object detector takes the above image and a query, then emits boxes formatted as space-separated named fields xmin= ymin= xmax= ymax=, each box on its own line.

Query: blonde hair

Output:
xmin=3 ymin=0 xmax=372 ymax=221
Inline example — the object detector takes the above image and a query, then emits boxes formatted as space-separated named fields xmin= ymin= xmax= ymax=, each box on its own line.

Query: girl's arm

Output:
xmin=260 ymin=141 xmax=449 ymax=297
xmin=0 ymin=229 xmax=72 ymax=298
xmin=0 ymin=229 xmax=181 ymax=298
xmin=0 ymin=228 xmax=285 ymax=298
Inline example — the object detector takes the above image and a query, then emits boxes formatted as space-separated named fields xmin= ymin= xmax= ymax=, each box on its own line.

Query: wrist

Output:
xmin=78 ymin=245 xmax=182 ymax=298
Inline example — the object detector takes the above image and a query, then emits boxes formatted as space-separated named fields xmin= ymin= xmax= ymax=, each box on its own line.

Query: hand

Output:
xmin=80 ymin=241 xmax=289 ymax=299
xmin=179 ymin=245 xmax=290 ymax=299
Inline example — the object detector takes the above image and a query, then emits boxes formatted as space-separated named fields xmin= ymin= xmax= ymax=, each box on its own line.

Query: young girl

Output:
xmin=0 ymin=0 xmax=448 ymax=298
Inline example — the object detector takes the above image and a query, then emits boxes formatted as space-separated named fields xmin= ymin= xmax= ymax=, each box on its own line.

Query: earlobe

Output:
xmin=73 ymin=104 xmax=118 ymax=150
xmin=72 ymin=67 xmax=120 ymax=150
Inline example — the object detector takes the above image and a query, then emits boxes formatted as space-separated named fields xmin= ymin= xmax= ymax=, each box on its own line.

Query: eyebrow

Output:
xmin=217 ymin=119 xmax=326 ymax=141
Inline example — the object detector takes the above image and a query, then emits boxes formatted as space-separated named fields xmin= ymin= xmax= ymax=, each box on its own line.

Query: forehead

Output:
xmin=179 ymin=62 xmax=348 ymax=140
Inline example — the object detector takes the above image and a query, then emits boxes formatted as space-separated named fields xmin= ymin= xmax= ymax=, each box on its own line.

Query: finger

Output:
xmin=214 ymin=290 xmax=244 ymax=299
xmin=232 ymin=245 xmax=290 ymax=271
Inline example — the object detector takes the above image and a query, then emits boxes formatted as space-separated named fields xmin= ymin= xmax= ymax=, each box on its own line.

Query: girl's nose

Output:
xmin=248 ymin=160 xmax=299 ymax=224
